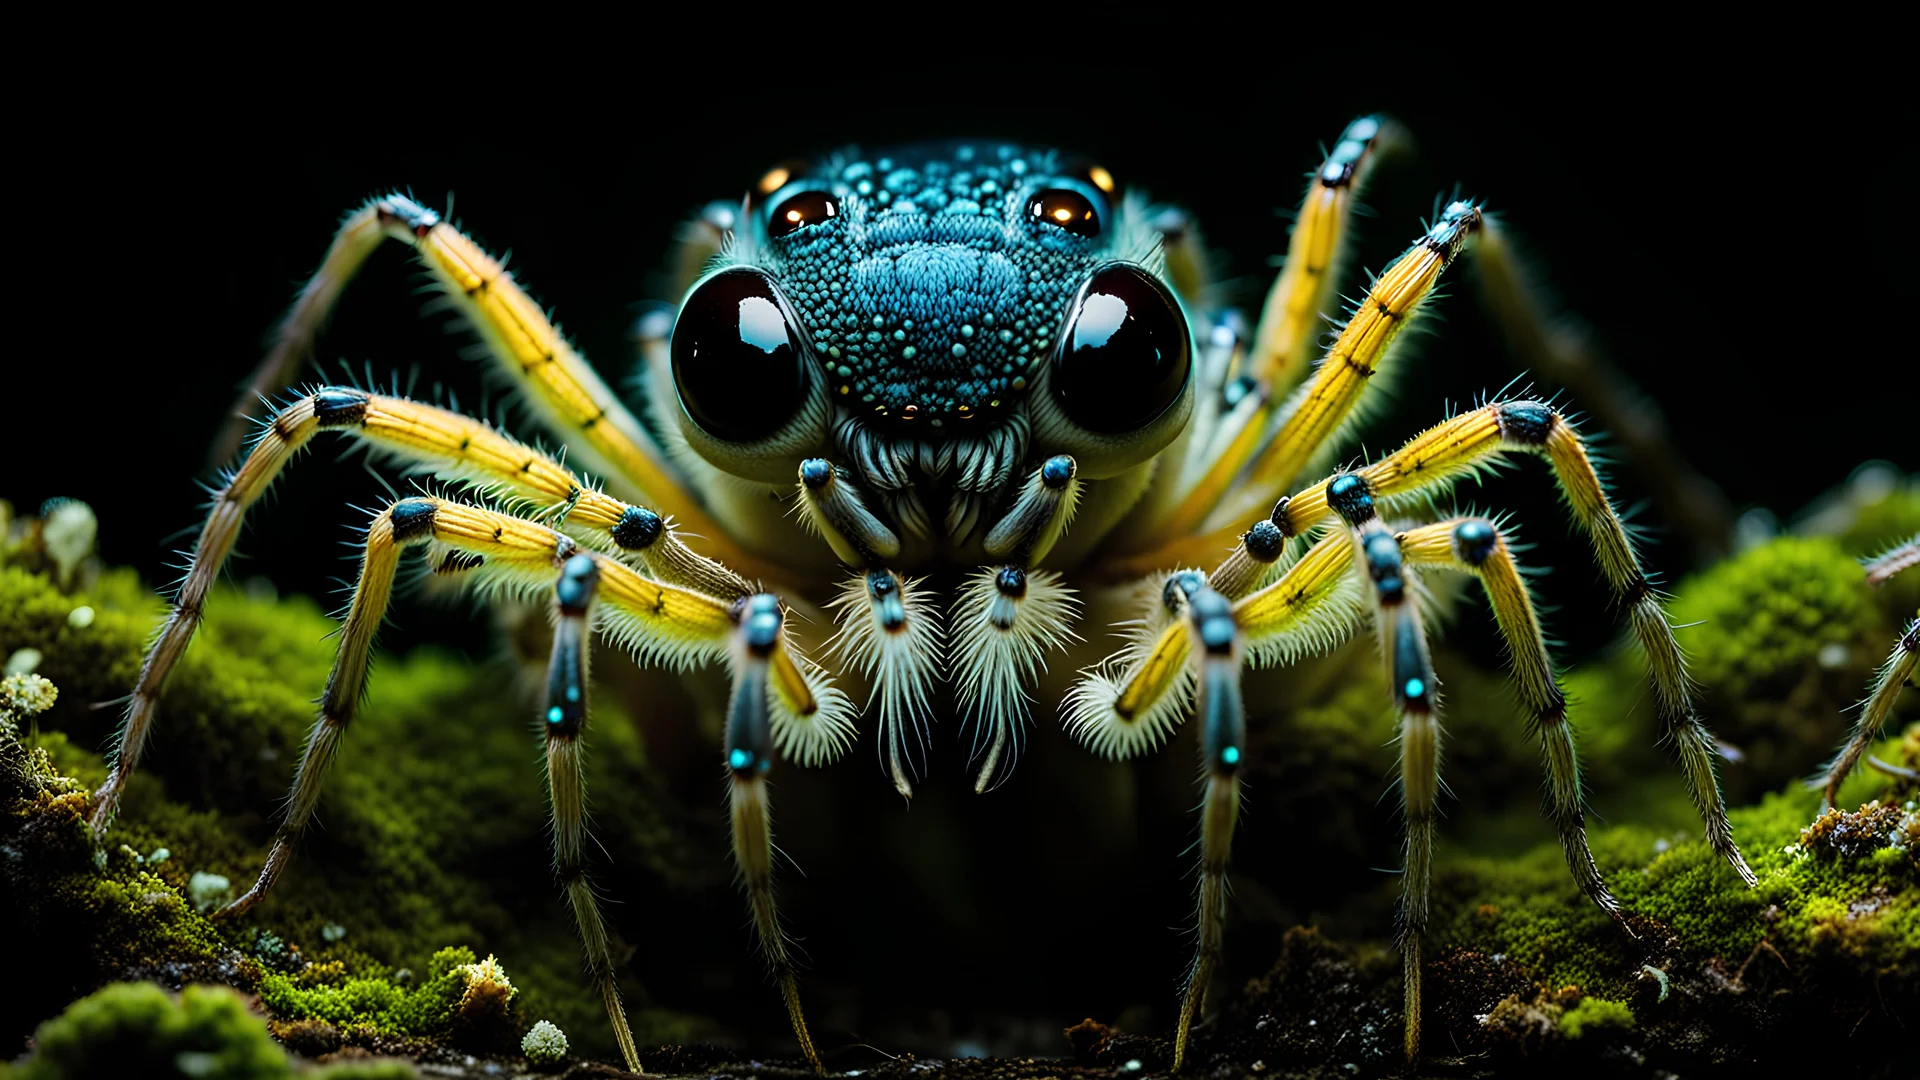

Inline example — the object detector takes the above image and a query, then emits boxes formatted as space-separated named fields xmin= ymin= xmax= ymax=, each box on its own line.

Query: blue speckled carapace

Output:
xmin=679 ymin=142 xmax=1183 ymax=546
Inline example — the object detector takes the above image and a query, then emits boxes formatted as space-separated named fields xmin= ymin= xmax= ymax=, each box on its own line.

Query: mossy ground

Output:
xmin=3 ymin=481 xmax=1915 ymax=1077
xmin=0 ymin=543 xmax=709 ymax=1067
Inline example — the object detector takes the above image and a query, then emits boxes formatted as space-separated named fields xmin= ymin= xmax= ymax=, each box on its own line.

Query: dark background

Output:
xmin=8 ymin=48 xmax=1914 ymax=1056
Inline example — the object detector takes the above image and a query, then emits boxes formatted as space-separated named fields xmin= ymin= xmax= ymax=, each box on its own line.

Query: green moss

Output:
xmin=1431 ymin=767 xmax=1918 ymax=1007
xmin=3 ymin=552 xmax=705 ymax=1061
xmin=5 ymin=982 xmax=420 ymax=1079
xmin=1668 ymin=537 xmax=1874 ymax=702
xmin=258 ymin=945 xmax=519 ymax=1054
xmin=1563 ymin=534 xmax=1920 ymax=799
xmin=1556 ymin=995 xmax=1634 ymax=1039
xmin=11 ymin=982 xmax=288 ymax=1080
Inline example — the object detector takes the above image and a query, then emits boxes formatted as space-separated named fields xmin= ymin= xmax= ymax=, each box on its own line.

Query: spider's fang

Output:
xmin=983 ymin=455 xmax=1081 ymax=564
xmin=796 ymin=457 xmax=901 ymax=565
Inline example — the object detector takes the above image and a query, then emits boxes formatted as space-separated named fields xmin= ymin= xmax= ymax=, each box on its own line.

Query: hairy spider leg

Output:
xmin=1864 ymin=537 xmax=1920 ymax=587
xmin=728 ymin=594 xmax=825 ymax=1073
xmin=1079 ymin=509 xmax=1624 ymax=921
xmin=1124 ymin=197 xmax=1480 ymax=553
xmin=1333 ymin=509 xmax=1443 ymax=1063
xmin=1106 ymin=400 xmax=1756 ymax=885
xmin=541 ymin=553 xmax=642 ymax=1071
xmin=89 ymin=387 xmax=761 ymax=836
xmin=217 ymin=497 xmax=744 ymax=915
xmin=218 ymin=195 xmax=765 ymax=574
xmin=1250 ymin=116 xmax=1408 ymax=392
xmin=1083 ymin=506 xmax=1628 ymax=1065
xmin=1170 ymin=580 xmax=1245 ymax=1072
xmin=1816 ymin=541 xmax=1918 ymax=804
xmin=1818 ymin=615 xmax=1919 ymax=808
xmin=211 ymin=497 xmax=839 ymax=1069
xmin=1394 ymin=517 xmax=1621 ymax=923
xmin=1129 ymin=117 xmax=1403 ymax=549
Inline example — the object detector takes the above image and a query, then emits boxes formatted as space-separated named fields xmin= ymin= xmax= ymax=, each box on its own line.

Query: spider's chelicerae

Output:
xmin=93 ymin=117 xmax=1773 ymax=1073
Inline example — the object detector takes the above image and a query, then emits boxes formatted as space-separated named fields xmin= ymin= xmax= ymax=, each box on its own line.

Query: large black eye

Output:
xmin=1028 ymin=188 xmax=1101 ymax=237
xmin=1050 ymin=265 xmax=1190 ymax=434
xmin=672 ymin=270 xmax=809 ymax=443
xmin=768 ymin=189 xmax=838 ymax=238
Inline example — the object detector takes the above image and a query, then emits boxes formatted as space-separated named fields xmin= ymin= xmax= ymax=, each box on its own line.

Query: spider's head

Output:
xmin=668 ymin=143 xmax=1194 ymax=510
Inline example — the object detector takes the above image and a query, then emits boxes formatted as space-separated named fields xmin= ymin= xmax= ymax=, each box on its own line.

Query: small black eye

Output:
xmin=1051 ymin=264 xmax=1190 ymax=434
xmin=1028 ymin=188 xmax=1101 ymax=237
xmin=768 ymin=189 xmax=838 ymax=238
xmin=672 ymin=270 xmax=809 ymax=443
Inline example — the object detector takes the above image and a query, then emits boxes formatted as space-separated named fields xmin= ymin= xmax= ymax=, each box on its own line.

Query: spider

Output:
xmin=87 ymin=117 xmax=1758 ymax=1073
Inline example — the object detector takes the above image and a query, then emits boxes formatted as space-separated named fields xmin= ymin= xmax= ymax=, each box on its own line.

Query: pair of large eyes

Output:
xmin=672 ymin=264 xmax=1188 ymax=444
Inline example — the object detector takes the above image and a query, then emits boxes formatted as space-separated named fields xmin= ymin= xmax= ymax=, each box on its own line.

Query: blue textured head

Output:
xmin=757 ymin=143 xmax=1109 ymax=425
xmin=669 ymin=143 xmax=1194 ymax=541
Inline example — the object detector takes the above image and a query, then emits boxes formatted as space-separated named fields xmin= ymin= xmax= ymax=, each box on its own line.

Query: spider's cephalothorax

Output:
xmin=93 ymin=118 xmax=1765 ymax=1074
xmin=671 ymin=142 xmax=1192 ymax=561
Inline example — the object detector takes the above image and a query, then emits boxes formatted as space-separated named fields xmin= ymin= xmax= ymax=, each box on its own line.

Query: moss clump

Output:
xmin=2 ymin=679 xmax=256 ymax=1037
xmin=2 ymin=549 xmax=704 ymax=1062
xmin=5 ymin=982 xmax=418 ymax=1079
xmin=259 ymin=946 xmax=518 ymax=1053
xmin=1556 ymin=995 xmax=1634 ymax=1039
xmin=1669 ymin=537 xmax=1876 ymax=702
xmin=9 ymin=982 xmax=287 ymax=1080
xmin=1555 ymin=533 xmax=1919 ymax=803
xmin=1428 ymin=764 xmax=1917 ymax=1067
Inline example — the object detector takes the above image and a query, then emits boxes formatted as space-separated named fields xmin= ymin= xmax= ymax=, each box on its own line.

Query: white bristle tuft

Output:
xmin=952 ymin=567 xmax=1080 ymax=792
xmin=827 ymin=574 xmax=945 ymax=798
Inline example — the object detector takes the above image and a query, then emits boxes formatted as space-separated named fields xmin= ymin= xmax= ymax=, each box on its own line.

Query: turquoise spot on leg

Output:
xmin=546 ymin=706 xmax=564 ymax=725
xmin=729 ymin=748 xmax=752 ymax=770
xmin=1404 ymin=677 xmax=1426 ymax=699
xmin=1221 ymin=746 xmax=1241 ymax=766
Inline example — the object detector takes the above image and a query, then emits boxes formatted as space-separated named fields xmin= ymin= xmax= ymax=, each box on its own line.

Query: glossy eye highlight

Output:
xmin=1028 ymin=188 xmax=1101 ymax=237
xmin=768 ymin=189 xmax=839 ymax=238
xmin=672 ymin=270 xmax=809 ymax=443
xmin=1050 ymin=265 xmax=1190 ymax=433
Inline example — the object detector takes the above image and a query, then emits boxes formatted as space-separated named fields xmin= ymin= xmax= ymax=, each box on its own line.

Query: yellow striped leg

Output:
xmin=1172 ymin=584 xmax=1245 ymax=1073
xmin=90 ymin=389 xmax=757 ymax=837
xmin=218 ymin=497 xmax=743 ymax=916
xmin=727 ymin=595 xmax=824 ymax=1073
xmin=1249 ymin=115 xmax=1406 ymax=390
xmin=220 ymin=195 xmax=738 ymax=558
xmin=540 ymin=554 xmax=642 ymax=1071
xmin=1064 ymin=534 xmax=1365 ymax=763
xmin=1230 ymin=200 xmax=1485 ymax=521
xmin=1114 ymin=201 xmax=1485 ymax=554
xmin=1398 ymin=518 xmax=1620 ymax=923
xmin=1110 ymin=400 xmax=1755 ymax=885
xmin=1817 ymin=614 xmax=1918 ymax=807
